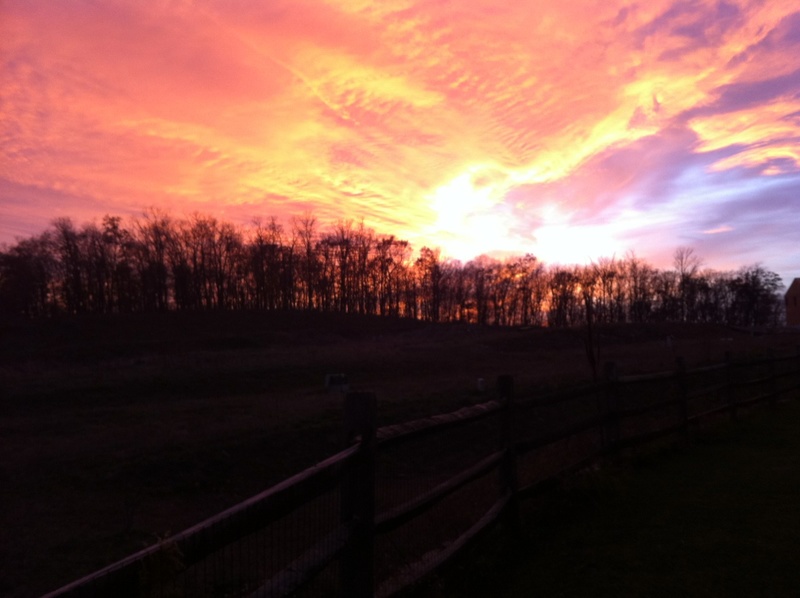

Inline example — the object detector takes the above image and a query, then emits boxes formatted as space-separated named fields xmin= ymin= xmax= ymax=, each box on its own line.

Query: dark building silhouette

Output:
xmin=787 ymin=278 xmax=800 ymax=326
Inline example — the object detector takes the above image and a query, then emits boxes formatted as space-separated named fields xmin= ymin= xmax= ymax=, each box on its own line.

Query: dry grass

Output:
xmin=1 ymin=311 xmax=798 ymax=597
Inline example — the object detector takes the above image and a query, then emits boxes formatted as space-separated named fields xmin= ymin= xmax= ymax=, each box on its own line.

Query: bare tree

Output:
xmin=0 ymin=234 xmax=56 ymax=317
xmin=415 ymin=246 xmax=442 ymax=322
xmin=0 ymin=209 xmax=788 ymax=330
xmin=674 ymin=246 xmax=702 ymax=322
xmin=293 ymin=213 xmax=319 ymax=311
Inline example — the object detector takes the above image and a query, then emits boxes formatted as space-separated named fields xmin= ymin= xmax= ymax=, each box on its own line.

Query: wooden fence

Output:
xmin=43 ymin=348 xmax=800 ymax=598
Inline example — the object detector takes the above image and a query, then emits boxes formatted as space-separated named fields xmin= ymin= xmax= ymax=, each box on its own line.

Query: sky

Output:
xmin=1 ymin=0 xmax=799 ymax=287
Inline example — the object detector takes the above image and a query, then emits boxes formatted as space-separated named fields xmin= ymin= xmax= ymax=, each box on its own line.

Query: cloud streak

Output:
xmin=1 ymin=0 xmax=799 ymax=285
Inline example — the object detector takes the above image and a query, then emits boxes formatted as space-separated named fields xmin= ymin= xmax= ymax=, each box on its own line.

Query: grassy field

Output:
xmin=419 ymin=398 xmax=800 ymax=597
xmin=1 ymin=311 xmax=798 ymax=597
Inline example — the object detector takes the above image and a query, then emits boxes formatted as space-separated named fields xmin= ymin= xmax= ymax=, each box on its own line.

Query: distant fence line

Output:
xmin=43 ymin=347 xmax=800 ymax=598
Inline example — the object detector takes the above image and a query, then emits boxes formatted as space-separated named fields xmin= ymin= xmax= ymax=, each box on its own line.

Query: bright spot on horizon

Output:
xmin=534 ymin=224 xmax=625 ymax=266
xmin=423 ymin=166 xmax=525 ymax=260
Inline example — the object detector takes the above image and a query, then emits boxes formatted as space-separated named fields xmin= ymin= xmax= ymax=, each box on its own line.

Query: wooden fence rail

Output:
xmin=43 ymin=347 xmax=800 ymax=598
xmin=42 ymin=443 xmax=361 ymax=598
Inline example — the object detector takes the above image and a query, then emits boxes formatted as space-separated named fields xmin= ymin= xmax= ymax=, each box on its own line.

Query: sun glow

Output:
xmin=430 ymin=169 xmax=501 ymax=228
xmin=533 ymin=223 xmax=623 ymax=265
xmin=422 ymin=166 xmax=530 ymax=260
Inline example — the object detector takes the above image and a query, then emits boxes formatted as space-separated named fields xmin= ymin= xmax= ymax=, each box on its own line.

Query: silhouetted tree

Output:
xmin=293 ymin=214 xmax=319 ymax=311
xmin=0 ymin=234 xmax=55 ymax=316
xmin=674 ymin=246 xmax=702 ymax=322
xmin=728 ymin=265 xmax=784 ymax=327
xmin=134 ymin=210 xmax=173 ymax=311
xmin=0 ymin=210 xmax=789 ymax=329
xmin=547 ymin=267 xmax=579 ymax=327
xmin=416 ymin=246 xmax=442 ymax=322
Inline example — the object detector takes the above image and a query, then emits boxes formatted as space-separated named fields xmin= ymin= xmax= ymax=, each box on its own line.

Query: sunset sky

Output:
xmin=2 ymin=1 xmax=799 ymax=286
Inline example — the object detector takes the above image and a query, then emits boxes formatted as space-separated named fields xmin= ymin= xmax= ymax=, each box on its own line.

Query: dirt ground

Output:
xmin=1 ymin=311 xmax=798 ymax=597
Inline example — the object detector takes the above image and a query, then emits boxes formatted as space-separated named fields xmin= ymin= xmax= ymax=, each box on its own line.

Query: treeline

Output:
xmin=0 ymin=211 xmax=786 ymax=327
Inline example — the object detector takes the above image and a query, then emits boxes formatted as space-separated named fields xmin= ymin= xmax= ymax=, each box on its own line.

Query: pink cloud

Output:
xmin=702 ymin=225 xmax=733 ymax=234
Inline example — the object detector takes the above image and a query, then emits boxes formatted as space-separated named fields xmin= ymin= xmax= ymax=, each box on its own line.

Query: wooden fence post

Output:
xmin=341 ymin=392 xmax=377 ymax=598
xmin=497 ymin=375 xmax=520 ymax=534
xmin=675 ymin=357 xmax=689 ymax=440
xmin=602 ymin=362 xmax=620 ymax=451
xmin=725 ymin=351 xmax=738 ymax=421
